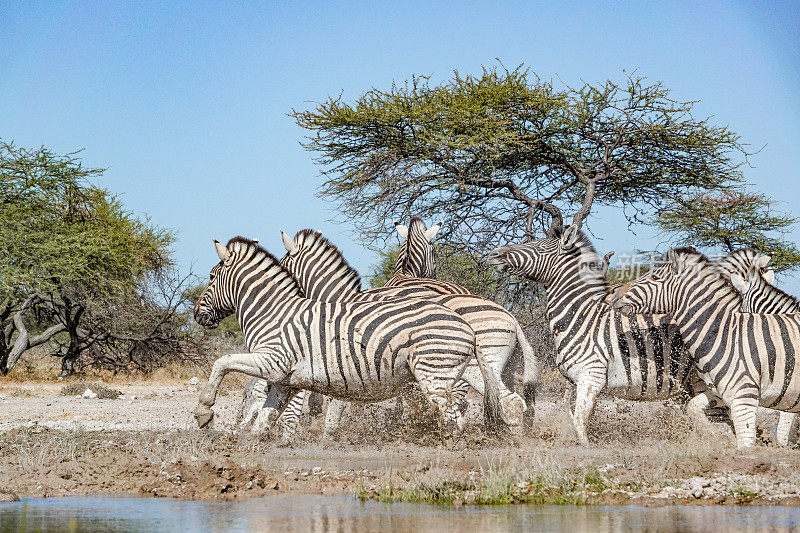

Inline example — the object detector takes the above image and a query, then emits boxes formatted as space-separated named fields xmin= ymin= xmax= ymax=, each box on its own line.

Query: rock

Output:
xmin=189 ymin=377 xmax=200 ymax=386
xmin=82 ymin=389 xmax=98 ymax=399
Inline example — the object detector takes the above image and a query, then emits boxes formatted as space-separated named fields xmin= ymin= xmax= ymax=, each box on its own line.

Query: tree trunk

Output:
xmin=59 ymin=306 xmax=83 ymax=378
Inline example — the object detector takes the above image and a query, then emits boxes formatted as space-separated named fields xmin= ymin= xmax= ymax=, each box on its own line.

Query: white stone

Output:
xmin=82 ymin=389 xmax=97 ymax=399
xmin=189 ymin=377 xmax=200 ymax=386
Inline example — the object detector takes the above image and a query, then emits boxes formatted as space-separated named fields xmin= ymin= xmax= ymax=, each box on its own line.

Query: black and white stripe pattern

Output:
xmin=488 ymin=226 xmax=721 ymax=443
xmin=612 ymin=248 xmax=800 ymax=448
xmin=384 ymin=217 xmax=470 ymax=294
xmin=717 ymin=250 xmax=798 ymax=445
xmin=270 ymin=229 xmax=541 ymax=430
xmin=192 ymin=237 xmax=505 ymax=436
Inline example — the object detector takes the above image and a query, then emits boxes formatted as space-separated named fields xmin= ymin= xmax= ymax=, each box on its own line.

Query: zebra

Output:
xmin=487 ymin=225 xmax=733 ymax=444
xmin=383 ymin=217 xmax=472 ymax=295
xmin=271 ymin=229 xmax=540 ymax=429
xmin=384 ymin=217 xmax=541 ymax=416
xmin=192 ymin=237 xmax=506 ymax=437
xmin=720 ymin=251 xmax=798 ymax=445
xmin=611 ymin=247 xmax=800 ymax=448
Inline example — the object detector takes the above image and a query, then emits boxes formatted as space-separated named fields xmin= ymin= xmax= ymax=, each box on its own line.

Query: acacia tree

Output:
xmin=292 ymin=65 xmax=750 ymax=252
xmin=655 ymin=189 xmax=800 ymax=271
xmin=0 ymin=142 xmax=174 ymax=375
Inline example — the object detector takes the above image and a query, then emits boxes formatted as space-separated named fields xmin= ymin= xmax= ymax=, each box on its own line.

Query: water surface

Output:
xmin=2 ymin=494 xmax=799 ymax=532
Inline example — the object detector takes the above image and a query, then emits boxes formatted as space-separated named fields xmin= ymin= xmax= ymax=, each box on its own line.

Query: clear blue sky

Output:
xmin=2 ymin=1 xmax=799 ymax=287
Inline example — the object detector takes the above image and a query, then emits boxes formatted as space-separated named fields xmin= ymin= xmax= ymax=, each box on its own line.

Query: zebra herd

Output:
xmin=192 ymin=217 xmax=799 ymax=449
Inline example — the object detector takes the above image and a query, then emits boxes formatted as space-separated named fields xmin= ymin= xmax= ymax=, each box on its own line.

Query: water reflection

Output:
xmin=1 ymin=495 xmax=799 ymax=532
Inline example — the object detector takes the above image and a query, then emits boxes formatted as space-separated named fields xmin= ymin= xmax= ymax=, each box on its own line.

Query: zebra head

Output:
xmin=611 ymin=247 xmax=715 ymax=315
xmin=194 ymin=240 xmax=238 ymax=327
xmin=729 ymin=256 xmax=785 ymax=313
xmin=394 ymin=217 xmax=441 ymax=278
xmin=717 ymin=249 xmax=775 ymax=285
xmin=486 ymin=225 xmax=605 ymax=285
xmin=278 ymin=229 xmax=362 ymax=300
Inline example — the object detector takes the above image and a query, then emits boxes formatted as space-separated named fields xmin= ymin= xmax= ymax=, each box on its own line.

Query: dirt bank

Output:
xmin=1 ymin=374 xmax=800 ymax=505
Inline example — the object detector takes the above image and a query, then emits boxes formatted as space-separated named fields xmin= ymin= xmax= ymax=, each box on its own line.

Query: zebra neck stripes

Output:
xmin=280 ymin=229 xmax=362 ymax=301
xmin=394 ymin=217 xmax=437 ymax=278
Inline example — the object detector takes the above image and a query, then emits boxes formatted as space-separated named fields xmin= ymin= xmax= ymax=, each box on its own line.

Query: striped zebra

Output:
xmin=383 ymin=217 xmax=541 ymax=413
xmin=274 ymin=229 xmax=539 ymax=428
xmin=383 ymin=217 xmax=471 ymax=295
xmin=721 ymin=251 xmax=798 ymax=445
xmin=611 ymin=247 xmax=800 ymax=448
xmin=193 ymin=237 xmax=505 ymax=436
xmin=487 ymin=226 xmax=729 ymax=444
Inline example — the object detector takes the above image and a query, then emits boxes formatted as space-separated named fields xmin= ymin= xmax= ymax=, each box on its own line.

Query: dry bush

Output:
xmin=60 ymin=382 xmax=122 ymax=399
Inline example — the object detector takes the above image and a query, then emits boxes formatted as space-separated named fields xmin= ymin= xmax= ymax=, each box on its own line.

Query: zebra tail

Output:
xmin=516 ymin=322 xmax=540 ymax=427
xmin=474 ymin=339 xmax=507 ymax=432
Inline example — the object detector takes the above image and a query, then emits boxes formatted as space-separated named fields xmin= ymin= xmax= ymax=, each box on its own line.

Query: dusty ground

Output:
xmin=1 ymin=372 xmax=800 ymax=505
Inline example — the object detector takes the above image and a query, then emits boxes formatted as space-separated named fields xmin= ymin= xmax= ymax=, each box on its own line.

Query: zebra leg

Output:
xmin=323 ymin=398 xmax=348 ymax=439
xmin=686 ymin=392 xmax=732 ymax=436
xmin=237 ymin=378 xmax=271 ymax=431
xmin=729 ymin=392 xmax=760 ymax=449
xmin=253 ymin=387 xmax=305 ymax=441
xmin=307 ymin=392 xmax=325 ymax=417
xmin=195 ymin=351 xmax=288 ymax=428
xmin=571 ymin=375 xmax=603 ymax=445
xmin=460 ymin=362 xmax=524 ymax=426
xmin=774 ymin=412 xmax=797 ymax=447
xmin=411 ymin=375 xmax=464 ymax=434
xmin=515 ymin=322 xmax=541 ymax=428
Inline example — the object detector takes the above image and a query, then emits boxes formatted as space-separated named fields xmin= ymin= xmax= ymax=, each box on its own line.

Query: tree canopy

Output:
xmin=292 ymin=65 xmax=750 ymax=252
xmin=0 ymin=142 xmax=175 ymax=375
xmin=654 ymin=189 xmax=800 ymax=271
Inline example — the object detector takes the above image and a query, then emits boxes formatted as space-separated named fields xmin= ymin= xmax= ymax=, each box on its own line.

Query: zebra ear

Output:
xmin=762 ymin=269 xmax=776 ymax=285
xmin=214 ymin=239 xmax=231 ymax=264
xmin=423 ymin=222 xmax=442 ymax=241
xmin=281 ymin=230 xmax=299 ymax=255
xmin=559 ymin=225 xmax=579 ymax=249
xmin=756 ymin=254 xmax=771 ymax=269
xmin=395 ymin=223 xmax=409 ymax=241
xmin=730 ymin=273 xmax=748 ymax=293
xmin=666 ymin=247 xmax=678 ymax=270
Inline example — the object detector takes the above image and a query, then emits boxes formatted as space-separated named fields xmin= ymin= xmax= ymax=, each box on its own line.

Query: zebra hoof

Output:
xmin=194 ymin=405 xmax=214 ymax=428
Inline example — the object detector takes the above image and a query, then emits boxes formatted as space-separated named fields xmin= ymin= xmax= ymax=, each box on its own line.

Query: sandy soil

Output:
xmin=1 ymin=374 xmax=800 ymax=505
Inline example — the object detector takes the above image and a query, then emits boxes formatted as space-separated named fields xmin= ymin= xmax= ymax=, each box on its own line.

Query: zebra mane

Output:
xmin=293 ymin=229 xmax=363 ymax=292
xmin=225 ymin=236 xmax=304 ymax=296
